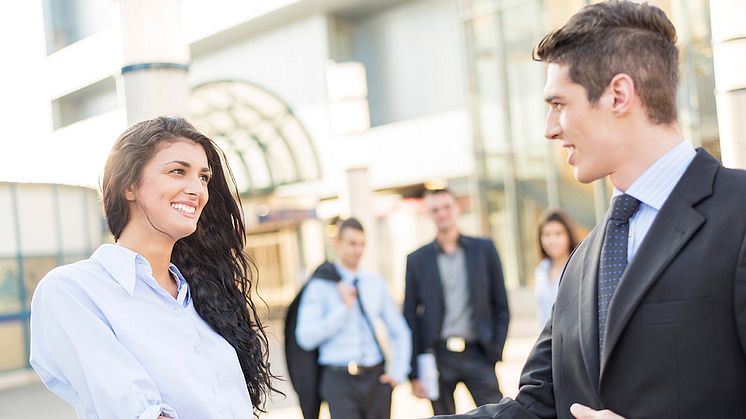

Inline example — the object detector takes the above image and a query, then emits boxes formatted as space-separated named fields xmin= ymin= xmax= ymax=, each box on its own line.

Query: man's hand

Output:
xmin=337 ymin=283 xmax=357 ymax=309
xmin=570 ymin=403 xmax=625 ymax=419
xmin=410 ymin=378 xmax=428 ymax=398
xmin=379 ymin=374 xmax=399 ymax=388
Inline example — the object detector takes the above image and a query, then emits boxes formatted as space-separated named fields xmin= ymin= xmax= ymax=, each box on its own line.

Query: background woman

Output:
xmin=534 ymin=210 xmax=578 ymax=329
xmin=30 ymin=116 xmax=277 ymax=418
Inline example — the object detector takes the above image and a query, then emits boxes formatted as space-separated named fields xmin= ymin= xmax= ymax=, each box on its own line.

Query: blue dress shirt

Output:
xmin=30 ymin=244 xmax=253 ymax=419
xmin=295 ymin=263 xmax=412 ymax=384
xmin=614 ymin=139 xmax=696 ymax=262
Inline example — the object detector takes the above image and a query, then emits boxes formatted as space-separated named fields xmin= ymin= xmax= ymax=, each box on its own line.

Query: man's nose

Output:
xmin=544 ymin=112 xmax=561 ymax=140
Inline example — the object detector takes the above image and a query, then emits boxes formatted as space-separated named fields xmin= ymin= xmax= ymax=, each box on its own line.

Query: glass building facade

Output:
xmin=460 ymin=0 xmax=720 ymax=287
xmin=0 ymin=183 xmax=105 ymax=372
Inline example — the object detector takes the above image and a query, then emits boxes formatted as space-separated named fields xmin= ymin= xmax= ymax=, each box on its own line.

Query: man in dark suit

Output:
xmin=404 ymin=188 xmax=510 ymax=415
xmin=435 ymin=1 xmax=746 ymax=419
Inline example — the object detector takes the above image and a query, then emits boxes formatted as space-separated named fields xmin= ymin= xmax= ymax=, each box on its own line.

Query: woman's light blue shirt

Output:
xmin=29 ymin=244 xmax=253 ymax=419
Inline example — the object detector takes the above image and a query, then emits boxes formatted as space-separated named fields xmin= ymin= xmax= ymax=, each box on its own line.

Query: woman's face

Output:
xmin=125 ymin=140 xmax=211 ymax=242
xmin=540 ymin=220 xmax=571 ymax=261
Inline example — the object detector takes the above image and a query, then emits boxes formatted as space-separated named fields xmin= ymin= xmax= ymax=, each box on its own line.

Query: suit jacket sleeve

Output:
xmin=433 ymin=312 xmax=556 ymax=419
xmin=487 ymin=239 xmax=510 ymax=360
xmin=404 ymin=253 xmax=421 ymax=380
xmin=735 ymin=231 xmax=746 ymax=356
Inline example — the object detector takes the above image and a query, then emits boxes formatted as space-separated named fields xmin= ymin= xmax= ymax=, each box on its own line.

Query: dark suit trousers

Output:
xmin=432 ymin=343 xmax=502 ymax=415
xmin=320 ymin=364 xmax=392 ymax=419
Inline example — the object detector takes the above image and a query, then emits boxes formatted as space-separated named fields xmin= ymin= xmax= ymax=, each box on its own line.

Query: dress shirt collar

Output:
xmin=433 ymin=234 xmax=467 ymax=254
xmin=612 ymin=139 xmax=696 ymax=210
xmin=91 ymin=244 xmax=188 ymax=297
xmin=334 ymin=262 xmax=358 ymax=284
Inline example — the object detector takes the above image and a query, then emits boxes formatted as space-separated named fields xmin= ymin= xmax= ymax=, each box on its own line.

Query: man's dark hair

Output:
xmin=423 ymin=188 xmax=456 ymax=200
xmin=533 ymin=0 xmax=679 ymax=124
xmin=337 ymin=217 xmax=365 ymax=238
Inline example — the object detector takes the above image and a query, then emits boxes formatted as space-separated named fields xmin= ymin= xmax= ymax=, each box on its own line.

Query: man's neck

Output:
xmin=610 ymin=122 xmax=683 ymax=192
xmin=340 ymin=261 xmax=359 ymax=273
xmin=436 ymin=228 xmax=460 ymax=254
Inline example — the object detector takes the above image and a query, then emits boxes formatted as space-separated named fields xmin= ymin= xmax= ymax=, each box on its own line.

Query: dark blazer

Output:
xmin=440 ymin=149 xmax=746 ymax=419
xmin=404 ymin=235 xmax=510 ymax=378
xmin=284 ymin=262 xmax=341 ymax=419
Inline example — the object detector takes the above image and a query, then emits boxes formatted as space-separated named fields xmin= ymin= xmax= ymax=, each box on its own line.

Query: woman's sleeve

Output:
xmin=30 ymin=273 xmax=178 ymax=419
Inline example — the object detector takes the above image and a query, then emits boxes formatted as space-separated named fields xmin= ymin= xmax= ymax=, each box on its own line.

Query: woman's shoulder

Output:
xmin=535 ymin=258 xmax=551 ymax=274
xmin=34 ymin=258 xmax=106 ymax=298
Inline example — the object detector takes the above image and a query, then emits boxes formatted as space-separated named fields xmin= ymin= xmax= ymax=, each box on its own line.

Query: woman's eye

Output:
xmin=199 ymin=174 xmax=211 ymax=182
xmin=171 ymin=168 xmax=185 ymax=175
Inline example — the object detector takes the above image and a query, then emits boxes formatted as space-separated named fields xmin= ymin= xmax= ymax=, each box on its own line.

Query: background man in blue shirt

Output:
xmin=295 ymin=217 xmax=411 ymax=419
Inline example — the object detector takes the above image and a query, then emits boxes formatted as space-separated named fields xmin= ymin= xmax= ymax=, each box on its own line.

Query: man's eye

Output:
xmin=552 ymin=103 xmax=563 ymax=111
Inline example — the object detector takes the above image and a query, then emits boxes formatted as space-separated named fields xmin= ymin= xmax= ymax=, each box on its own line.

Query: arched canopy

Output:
xmin=189 ymin=80 xmax=321 ymax=195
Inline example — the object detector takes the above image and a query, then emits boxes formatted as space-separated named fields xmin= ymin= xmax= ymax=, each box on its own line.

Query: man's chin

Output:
xmin=573 ymin=168 xmax=600 ymax=184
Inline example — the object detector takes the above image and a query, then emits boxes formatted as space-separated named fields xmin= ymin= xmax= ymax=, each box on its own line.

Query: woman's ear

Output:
xmin=124 ymin=185 xmax=136 ymax=201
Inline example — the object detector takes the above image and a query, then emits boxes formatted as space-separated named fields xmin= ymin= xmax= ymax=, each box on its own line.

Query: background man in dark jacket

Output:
xmin=404 ymin=188 xmax=510 ymax=415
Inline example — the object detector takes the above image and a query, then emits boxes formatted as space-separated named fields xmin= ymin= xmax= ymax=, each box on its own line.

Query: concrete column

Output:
xmin=326 ymin=61 xmax=379 ymax=273
xmin=345 ymin=167 xmax=379 ymax=274
xmin=710 ymin=0 xmax=746 ymax=169
xmin=116 ymin=0 xmax=190 ymax=124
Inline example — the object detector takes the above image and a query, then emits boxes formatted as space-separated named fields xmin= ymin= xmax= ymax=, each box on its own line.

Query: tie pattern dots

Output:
xmin=598 ymin=194 xmax=641 ymax=357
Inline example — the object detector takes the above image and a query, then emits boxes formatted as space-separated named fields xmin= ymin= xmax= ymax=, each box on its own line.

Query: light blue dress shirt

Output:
xmin=30 ymin=244 xmax=253 ymax=419
xmin=614 ymin=140 xmax=696 ymax=263
xmin=534 ymin=258 xmax=559 ymax=329
xmin=295 ymin=263 xmax=412 ymax=384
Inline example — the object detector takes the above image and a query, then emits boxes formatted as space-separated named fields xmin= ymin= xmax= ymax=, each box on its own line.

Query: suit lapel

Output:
xmin=578 ymin=220 xmax=606 ymax=391
xmin=599 ymin=149 xmax=717 ymax=384
xmin=461 ymin=236 xmax=479 ymax=308
xmin=425 ymin=241 xmax=446 ymax=328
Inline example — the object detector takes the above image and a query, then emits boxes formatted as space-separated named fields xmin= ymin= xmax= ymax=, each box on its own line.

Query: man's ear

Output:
xmin=607 ymin=73 xmax=635 ymax=115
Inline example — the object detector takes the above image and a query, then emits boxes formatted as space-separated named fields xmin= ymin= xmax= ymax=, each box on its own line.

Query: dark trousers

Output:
xmin=431 ymin=343 xmax=502 ymax=415
xmin=320 ymin=364 xmax=392 ymax=419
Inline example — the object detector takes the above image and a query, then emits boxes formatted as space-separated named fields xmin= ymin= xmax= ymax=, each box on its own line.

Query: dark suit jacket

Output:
xmin=404 ymin=235 xmax=510 ymax=378
xmin=439 ymin=149 xmax=746 ymax=418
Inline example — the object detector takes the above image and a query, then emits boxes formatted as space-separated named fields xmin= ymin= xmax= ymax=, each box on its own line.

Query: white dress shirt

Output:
xmin=30 ymin=244 xmax=253 ymax=419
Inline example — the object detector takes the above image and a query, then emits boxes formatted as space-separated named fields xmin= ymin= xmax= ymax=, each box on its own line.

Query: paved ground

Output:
xmin=0 ymin=288 xmax=540 ymax=419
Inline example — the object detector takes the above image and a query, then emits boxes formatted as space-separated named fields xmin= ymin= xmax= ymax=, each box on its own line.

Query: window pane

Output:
xmin=0 ymin=186 xmax=18 ymax=256
xmin=0 ymin=259 xmax=22 ymax=315
xmin=0 ymin=322 xmax=26 ymax=371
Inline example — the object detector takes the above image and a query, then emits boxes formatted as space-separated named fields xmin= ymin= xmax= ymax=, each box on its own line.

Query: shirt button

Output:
xmin=174 ymin=308 xmax=183 ymax=316
xmin=194 ymin=343 xmax=201 ymax=355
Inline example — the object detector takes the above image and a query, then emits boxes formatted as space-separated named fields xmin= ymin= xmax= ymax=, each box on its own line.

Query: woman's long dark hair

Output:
xmin=101 ymin=116 xmax=279 ymax=413
xmin=537 ymin=209 xmax=579 ymax=261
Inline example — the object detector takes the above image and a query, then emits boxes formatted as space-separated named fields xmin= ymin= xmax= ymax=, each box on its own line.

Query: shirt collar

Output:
xmin=334 ymin=262 xmax=358 ymax=283
xmin=433 ymin=234 xmax=466 ymax=254
xmin=91 ymin=244 xmax=187 ymax=296
xmin=612 ymin=140 xmax=696 ymax=210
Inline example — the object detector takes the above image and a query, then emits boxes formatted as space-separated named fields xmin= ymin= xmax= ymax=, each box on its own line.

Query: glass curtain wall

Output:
xmin=462 ymin=0 xmax=597 ymax=287
xmin=0 ymin=183 xmax=104 ymax=372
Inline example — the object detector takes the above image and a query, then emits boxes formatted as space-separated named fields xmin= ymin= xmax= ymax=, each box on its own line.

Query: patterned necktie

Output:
xmin=598 ymin=194 xmax=641 ymax=356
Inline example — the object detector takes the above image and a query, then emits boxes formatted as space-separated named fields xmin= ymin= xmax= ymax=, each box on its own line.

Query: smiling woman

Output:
xmin=28 ymin=116 xmax=279 ymax=419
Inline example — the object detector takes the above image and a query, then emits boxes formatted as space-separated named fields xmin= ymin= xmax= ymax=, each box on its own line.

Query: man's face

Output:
xmin=336 ymin=227 xmax=366 ymax=269
xmin=543 ymin=64 xmax=623 ymax=184
xmin=425 ymin=192 xmax=460 ymax=233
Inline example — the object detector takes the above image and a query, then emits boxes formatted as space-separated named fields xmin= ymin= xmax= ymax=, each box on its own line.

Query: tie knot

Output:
xmin=609 ymin=194 xmax=641 ymax=222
